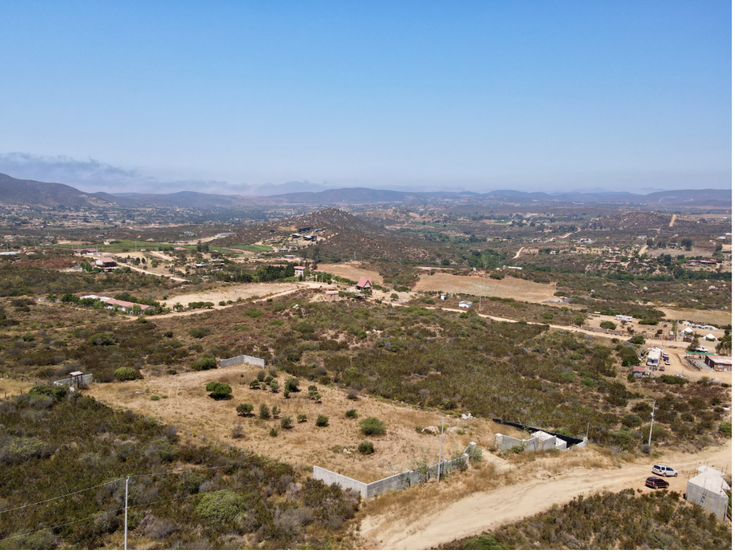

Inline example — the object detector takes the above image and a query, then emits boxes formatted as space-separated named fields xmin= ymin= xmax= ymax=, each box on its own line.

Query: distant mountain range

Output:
xmin=0 ymin=172 xmax=730 ymax=209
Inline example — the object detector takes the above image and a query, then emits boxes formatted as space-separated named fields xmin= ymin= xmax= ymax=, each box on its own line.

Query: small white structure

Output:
xmin=615 ymin=315 xmax=634 ymax=322
xmin=686 ymin=466 xmax=731 ymax=521
xmin=704 ymin=333 xmax=717 ymax=341
xmin=458 ymin=301 xmax=473 ymax=308
xmin=646 ymin=348 xmax=662 ymax=367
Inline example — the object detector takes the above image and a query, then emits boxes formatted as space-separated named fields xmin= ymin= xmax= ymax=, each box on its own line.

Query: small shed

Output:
xmin=294 ymin=266 xmax=306 ymax=277
xmin=632 ymin=366 xmax=647 ymax=378
xmin=325 ymin=290 xmax=339 ymax=302
xmin=686 ymin=466 xmax=731 ymax=520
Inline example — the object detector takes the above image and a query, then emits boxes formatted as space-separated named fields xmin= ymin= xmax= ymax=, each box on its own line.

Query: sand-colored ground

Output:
xmin=159 ymin=282 xmax=325 ymax=313
xmin=414 ymin=273 xmax=557 ymax=304
xmin=88 ymin=365 xmax=516 ymax=484
xmin=659 ymin=307 xmax=732 ymax=327
xmin=318 ymin=262 xmax=384 ymax=285
xmin=359 ymin=440 xmax=731 ymax=549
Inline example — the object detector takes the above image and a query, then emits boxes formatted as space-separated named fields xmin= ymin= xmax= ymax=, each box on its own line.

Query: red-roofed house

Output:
xmin=632 ymin=366 xmax=647 ymax=378
xmin=95 ymin=257 xmax=117 ymax=269
xmin=356 ymin=277 xmax=373 ymax=291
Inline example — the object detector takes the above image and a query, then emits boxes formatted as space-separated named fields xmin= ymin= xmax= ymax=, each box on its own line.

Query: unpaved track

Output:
xmin=513 ymin=247 xmax=524 ymax=259
xmin=670 ymin=214 xmax=678 ymax=227
xmin=361 ymin=442 xmax=732 ymax=549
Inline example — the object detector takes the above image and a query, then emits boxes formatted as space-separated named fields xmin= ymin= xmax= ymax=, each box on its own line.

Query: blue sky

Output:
xmin=0 ymin=1 xmax=730 ymax=195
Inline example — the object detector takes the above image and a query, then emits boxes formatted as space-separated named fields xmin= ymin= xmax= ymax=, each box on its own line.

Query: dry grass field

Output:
xmin=414 ymin=273 xmax=557 ymax=303
xmin=318 ymin=262 xmax=384 ymax=285
xmin=88 ymin=365 xmax=520 ymax=484
xmin=659 ymin=307 xmax=732 ymax=327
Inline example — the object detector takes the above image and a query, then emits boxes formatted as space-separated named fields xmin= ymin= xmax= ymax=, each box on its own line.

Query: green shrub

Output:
xmin=257 ymin=369 xmax=266 ymax=381
xmin=719 ymin=421 xmax=732 ymax=436
xmin=195 ymin=490 xmax=245 ymax=526
xmin=270 ymin=380 xmax=280 ymax=393
xmin=189 ymin=327 xmax=211 ymax=339
xmin=629 ymin=335 xmax=646 ymax=345
xmin=259 ymin=404 xmax=271 ymax=419
xmin=249 ymin=379 xmax=261 ymax=389
xmin=271 ymin=405 xmax=281 ymax=418
xmin=269 ymin=428 xmax=278 ymax=437
xmin=244 ymin=308 xmax=264 ymax=318
xmin=600 ymin=321 xmax=617 ymax=330
xmin=621 ymin=413 xmax=642 ymax=428
xmin=285 ymin=378 xmax=300 ymax=393
xmin=150 ymin=395 xmax=160 ymax=401
xmin=359 ymin=417 xmax=386 ymax=436
xmin=280 ymin=416 xmax=293 ymax=430
xmin=297 ymin=414 xmax=307 ymax=423
xmin=236 ymin=403 xmax=253 ymax=417
xmin=661 ymin=375 xmax=687 ymax=385
xmin=205 ymin=382 xmax=232 ymax=400
xmin=358 ymin=441 xmax=375 ymax=454
xmin=345 ymin=409 xmax=358 ymax=419
xmin=29 ymin=384 xmax=68 ymax=402
xmin=462 ymin=533 xmax=507 ymax=550
xmin=88 ymin=332 xmax=116 ymax=346
xmin=191 ymin=354 xmax=217 ymax=371
xmin=316 ymin=414 xmax=329 ymax=427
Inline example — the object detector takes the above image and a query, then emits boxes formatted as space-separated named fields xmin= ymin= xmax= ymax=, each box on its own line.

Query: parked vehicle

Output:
xmin=646 ymin=476 xmax=670 ymax=489
xmin=665 ymin=360 xmax=670 ymax=365
xmin=652 ymin=464 xmax=678 ymax=477
xmin=694 ymin=346 xmax=708 ymax=353
xmin=659 ymin=366 xmax=665 ymax=371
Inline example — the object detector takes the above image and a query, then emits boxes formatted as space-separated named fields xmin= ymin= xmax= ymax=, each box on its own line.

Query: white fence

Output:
xmin=220 ymin=354 xmax=265 ymax=369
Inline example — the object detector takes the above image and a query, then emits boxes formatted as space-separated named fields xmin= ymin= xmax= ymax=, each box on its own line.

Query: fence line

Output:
xmin=314 ymin=444 xmax=475 ymax=498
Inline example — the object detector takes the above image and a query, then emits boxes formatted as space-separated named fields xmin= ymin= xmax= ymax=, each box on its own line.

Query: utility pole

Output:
xmin=648 ymin=400 xmax=656 ymax=447
xmin=437 ymin=419 xmax=444 ymax=483
xmin=124 ymin=476 xmax=129 ymax=550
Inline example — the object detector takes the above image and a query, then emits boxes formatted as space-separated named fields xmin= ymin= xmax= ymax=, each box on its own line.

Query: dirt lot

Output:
xmin=160 ymin=282 xmax=323 ymax=312
xmin=358 ymin=440 xmax=732 ymax=549
xmin=318 ymin=262 xmax=384 ymax=285
xmin=659 ymin=307 xmax=732 ymax=327
xmin=88 ymin=365 xmax=518 ymax=484
xmin=414 ymin=273 xmax=557 ymax=304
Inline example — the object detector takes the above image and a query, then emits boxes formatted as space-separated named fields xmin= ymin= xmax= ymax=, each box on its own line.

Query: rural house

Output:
xmin=704 ymin=356 xmax=732 ymax=372
xmin=294 ymin=266 xmax=306 ymax=277
xmin=356 ymin=277 xmax=373 ymax=291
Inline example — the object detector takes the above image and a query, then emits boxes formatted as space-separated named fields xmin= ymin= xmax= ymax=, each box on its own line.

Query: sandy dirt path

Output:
xmin=669 ymin=214 xmax=678 ymax=227
xmin=638 ymin=244 xmax=648 ymax=256
xmin=361 ymin=442 xmax=732 ymax=549
xmin=513 ymin=247 xmax=524 ymax=259
xmin=414 ymin=274 xmax=557 ymax=304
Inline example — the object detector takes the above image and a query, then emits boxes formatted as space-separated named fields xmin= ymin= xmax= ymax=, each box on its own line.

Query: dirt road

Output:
xmin=670 ymin=214 xmax=678 ymax=227
xmin=360 ymin=442 xmax=732 ymax=549
xmin=513 ymin=247 xmax=524 ymax=259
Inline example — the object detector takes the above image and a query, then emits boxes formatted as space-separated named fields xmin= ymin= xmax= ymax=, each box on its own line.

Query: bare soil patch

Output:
xmin=414 ymin=274 xmax=557 ymax=304
xmin=88 ymin=366 xmax=507 ymax=484
xmin=319 ymin=262 xmax=384 ymax=285
xmin=161 ymin=282 xmax=316 ymax=310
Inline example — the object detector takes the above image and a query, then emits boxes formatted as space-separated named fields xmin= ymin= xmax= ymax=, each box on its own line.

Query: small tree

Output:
xmin=285 ymin=378 xmax=300 ymax=393
xmin=236 ymin=403 xmax=254 ymax=417
xmin=316 ymin=414 xmax=329 ymax=427
xmin=259 ymin=403 xmax=271 ymax=419
xmin=205 ymin=382 xmax=231 ymax=400
xmin=249 ymin=379 xmax=261 ymax=389
xmin=359 ymin=417 xmax=386 ymax=436
xmin=600 ymin=321 xmax=616 ymax=330
xmin=270 ymin=380 xmax=280 ymax=393
xmin=192 ymin=354 xmax=217 ymax=371
xmin=280 ymin=415 xmax=293 ymax=430
xmin=256 ymin=370 xmax=267 ymax=381
xmin=687 ymin=337 xmax=701 ymax=352
xmin=358 ymin=441 xmax=374 ymax=454
xmin=271 ymin=405 xmax=281 ymax=419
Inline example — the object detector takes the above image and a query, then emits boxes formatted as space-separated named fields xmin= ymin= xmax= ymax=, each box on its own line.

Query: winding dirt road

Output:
xmin=360 ymin=442 xmax=732 ymax=549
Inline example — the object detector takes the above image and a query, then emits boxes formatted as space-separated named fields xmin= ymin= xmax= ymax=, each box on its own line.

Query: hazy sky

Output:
xmin=0 ymin=1 xmax=731 ymax=195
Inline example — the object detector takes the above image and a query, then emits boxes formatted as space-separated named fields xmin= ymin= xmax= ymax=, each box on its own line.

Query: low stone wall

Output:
xmin=220 ymin=354 xmax=265 ymax=369
xmin=313 ymin=466 xmax=368 ymax=497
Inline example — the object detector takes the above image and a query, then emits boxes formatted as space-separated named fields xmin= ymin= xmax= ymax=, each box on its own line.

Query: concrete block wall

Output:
xmin=314 ymin=454 xmax=470 ymax=499
xmin=313 ymin=466 xmax=368 ymax=497
xmin=220 ymin=354 xmax=265 ymax=369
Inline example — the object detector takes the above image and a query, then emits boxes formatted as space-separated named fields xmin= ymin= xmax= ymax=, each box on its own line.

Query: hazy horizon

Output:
xmin=0 ymin=1 xmax=731 ymax=196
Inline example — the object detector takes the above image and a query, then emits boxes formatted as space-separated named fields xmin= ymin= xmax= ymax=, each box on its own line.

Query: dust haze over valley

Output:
xmin=0 ymin=1 xmax=732 ymax=549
